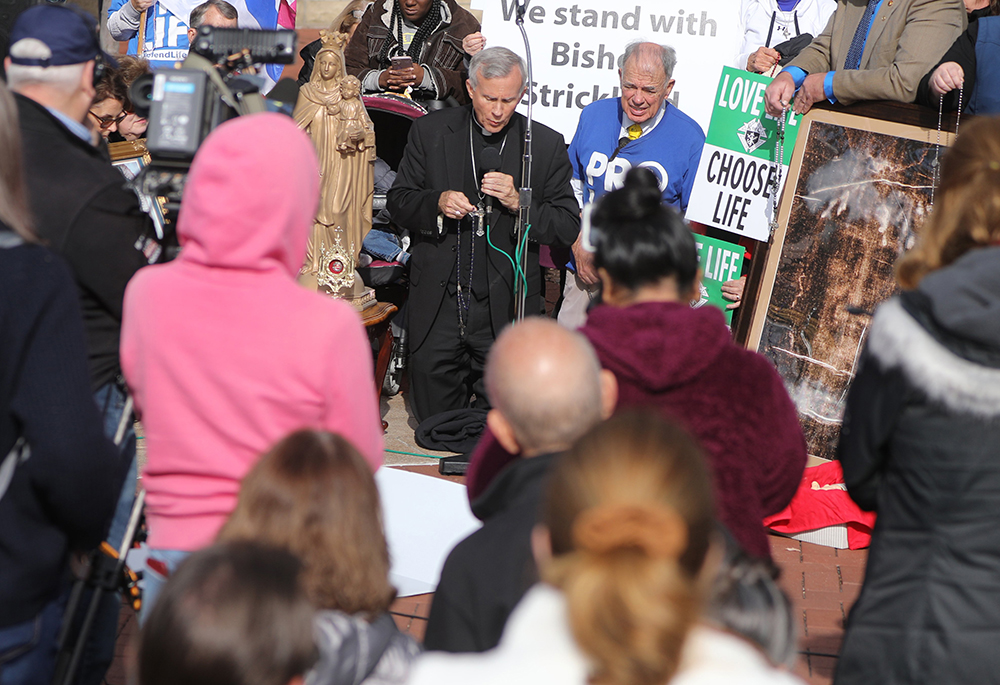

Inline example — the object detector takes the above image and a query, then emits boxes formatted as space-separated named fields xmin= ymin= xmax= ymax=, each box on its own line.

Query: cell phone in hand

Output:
xmin=391 ymin=55 xmax=413 ymax=70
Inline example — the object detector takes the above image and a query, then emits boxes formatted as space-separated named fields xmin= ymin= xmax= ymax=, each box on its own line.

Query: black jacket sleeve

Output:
xmin=63 ymin=183 xmax=150 ymax=322
xmin=423 ymin=551 xmax=486 ymax=653
xmin=836 ymin=350 xmax=909 ymax=512
xmin=387 ymin=117 xmax=446 ymax=237
xmin=916 ymin=21 xmax=978 ymax=110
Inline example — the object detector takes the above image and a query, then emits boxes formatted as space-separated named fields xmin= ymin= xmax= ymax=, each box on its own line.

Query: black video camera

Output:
xmin=129 ymin=26 xmax=296 ymax=216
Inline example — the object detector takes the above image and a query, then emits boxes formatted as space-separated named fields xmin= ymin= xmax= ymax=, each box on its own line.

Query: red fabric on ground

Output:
xmin=764 ymin=460 xmax=877 ymax=550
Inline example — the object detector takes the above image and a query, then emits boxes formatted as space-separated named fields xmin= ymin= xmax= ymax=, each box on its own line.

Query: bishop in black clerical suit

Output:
xmin=387 ymin=47 xmax=579 ymax=423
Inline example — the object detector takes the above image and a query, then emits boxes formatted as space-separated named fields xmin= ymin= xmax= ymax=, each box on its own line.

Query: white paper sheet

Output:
xmin=376 ymin=467 xmax=482 ymax=597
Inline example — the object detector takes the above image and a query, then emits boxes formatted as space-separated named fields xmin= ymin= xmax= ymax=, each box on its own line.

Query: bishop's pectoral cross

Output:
xmin=471 ymin=202 xmax=486 ymax=238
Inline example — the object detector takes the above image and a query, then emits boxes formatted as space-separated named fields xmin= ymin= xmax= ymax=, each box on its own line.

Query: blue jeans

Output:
xmin=0 ymin=591 xmax=67 ymax=685
xmin=140 ymin=549 xmax=191 ymax=626
xmin=363 ymin=228 xmax=409 ymax=264
xmin=94 ymin=381 xmax=137 ymax=551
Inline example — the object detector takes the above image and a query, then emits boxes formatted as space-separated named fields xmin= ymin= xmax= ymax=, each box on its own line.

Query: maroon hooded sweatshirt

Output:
xmin=467 ymin=302 xmax=807 ymax=559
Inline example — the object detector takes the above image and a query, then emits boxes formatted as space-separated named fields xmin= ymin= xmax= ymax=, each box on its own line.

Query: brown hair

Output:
xmin=138 ymin=541 xmax=316 ymax=685
xmin=541 ymin=411 xmax=716 ymax=685
xmin=92 ymin=65 xmax=127 ymax=108
xmin=897 ymin=116 xmax=1000 ymax=288
xmin=218 ymin=430 xmax=395 ymax=616
xmin=115 ymin=55 xmax=151 ymax=111
xmin=0 ymin=79 xmax=35 ymax=241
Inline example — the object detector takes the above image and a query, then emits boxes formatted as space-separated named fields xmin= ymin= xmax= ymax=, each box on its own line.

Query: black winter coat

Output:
xmin=0 ymin=230 xmax=123 ymax=628
xmin=423 ymin=453 xmax=555 ymax=653
xmin=15 ymin=94 xmax=151 ymax=390
xmin=835 ymin=246 xmax=1000 ymax=685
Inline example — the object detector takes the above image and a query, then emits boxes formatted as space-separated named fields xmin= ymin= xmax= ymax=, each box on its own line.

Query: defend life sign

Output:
xmin=685 ymin=67 xmax=800 ymax=243
xmin=693 ymin=233 xmax=744 ymax=325
xmin=470 ymin=0 xmax=743 ymax=141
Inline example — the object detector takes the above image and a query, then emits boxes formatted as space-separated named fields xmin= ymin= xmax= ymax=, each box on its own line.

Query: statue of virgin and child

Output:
xmin=293 ymin=30 xmax=377 ymax=306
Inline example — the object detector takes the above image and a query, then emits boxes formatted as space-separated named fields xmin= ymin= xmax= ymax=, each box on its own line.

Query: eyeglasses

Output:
xmin=88 ymin=110 xmax=127 ymax=130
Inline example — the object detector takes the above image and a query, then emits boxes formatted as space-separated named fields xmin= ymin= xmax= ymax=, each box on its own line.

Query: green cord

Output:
xmin=385 ymin=448 xmax=445 ymax=459
xmin=485 ymin=219 xmax=532 ymax=300
xmin=486 ymin=219 xmax=518 ymax=276
xmin=513 ymin=223 xmax=532 ymax=289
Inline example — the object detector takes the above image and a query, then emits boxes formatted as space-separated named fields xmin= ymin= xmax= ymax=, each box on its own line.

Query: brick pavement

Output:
xmin=772 ymin=537 xmax=867 ymax=684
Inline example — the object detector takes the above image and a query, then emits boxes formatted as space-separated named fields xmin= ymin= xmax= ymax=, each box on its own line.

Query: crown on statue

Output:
xmin=319 ymin=29 xmax=348 ymax=49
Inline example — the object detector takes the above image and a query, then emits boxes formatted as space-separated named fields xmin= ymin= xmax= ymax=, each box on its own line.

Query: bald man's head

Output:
xmin=485 ymin=317 xmax=609 ymax=456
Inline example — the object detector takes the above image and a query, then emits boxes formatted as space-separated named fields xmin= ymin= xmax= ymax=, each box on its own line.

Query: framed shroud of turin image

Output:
xmin=745 ymin=108 xmax=956 ymax=461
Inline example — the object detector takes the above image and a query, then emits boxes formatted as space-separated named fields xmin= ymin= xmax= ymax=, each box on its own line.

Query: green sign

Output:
xmin=693 ymin=232 xmax=744 ymax=325
xmin=706 ymin=67 xmax=799 ymax=166
xmin=686 ymin=67 xmax=800 ymax=242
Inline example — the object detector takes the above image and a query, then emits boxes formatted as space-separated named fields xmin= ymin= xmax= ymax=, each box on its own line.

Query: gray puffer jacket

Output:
xmin=835 ymin=245 xmax=1000 ymax=685
xmin=306 ymin=611 xmax=421 ymax=685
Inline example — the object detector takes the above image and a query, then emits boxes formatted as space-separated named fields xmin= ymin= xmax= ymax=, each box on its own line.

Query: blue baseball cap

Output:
xmin=9 ymin=5 xmax=105 ymax=67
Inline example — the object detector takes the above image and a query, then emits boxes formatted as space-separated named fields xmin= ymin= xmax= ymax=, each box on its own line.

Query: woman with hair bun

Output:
xmin=409 ymin=412 xmax=803 ymax=685
xmin=580 ymin=168 xmax=806 ymax=560
xmin=833 ymin=116 xmax=1000 ymax=684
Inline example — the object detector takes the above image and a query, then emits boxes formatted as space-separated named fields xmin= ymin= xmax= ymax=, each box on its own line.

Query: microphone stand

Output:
xmin=513 ymin=0 xmax=533 ymax=321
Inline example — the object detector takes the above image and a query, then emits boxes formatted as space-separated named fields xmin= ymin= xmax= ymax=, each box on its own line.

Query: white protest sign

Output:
xmin=685 ymin=67 xmax=800 ymax=242
xmin=470 ymin=0 xmax=743 ymax=141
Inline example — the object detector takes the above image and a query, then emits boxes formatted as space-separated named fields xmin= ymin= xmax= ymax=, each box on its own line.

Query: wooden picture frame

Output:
xmin=109 ymin=139 xmax=168 ymax=240
xmin=743 ymin=106 xmax=956 ymax=460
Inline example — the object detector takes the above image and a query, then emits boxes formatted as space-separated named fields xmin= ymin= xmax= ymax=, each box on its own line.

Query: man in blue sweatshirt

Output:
xmin=560 ymin=41 xmax=705 ymax=328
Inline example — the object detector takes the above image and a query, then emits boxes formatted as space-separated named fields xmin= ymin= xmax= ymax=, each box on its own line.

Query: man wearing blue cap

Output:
xmin=4 ymin=5 xmax=151 ymax=684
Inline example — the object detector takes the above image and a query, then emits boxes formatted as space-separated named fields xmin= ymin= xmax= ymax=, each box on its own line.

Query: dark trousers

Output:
xmin=409 ymin=288 xmax=495 ymax=424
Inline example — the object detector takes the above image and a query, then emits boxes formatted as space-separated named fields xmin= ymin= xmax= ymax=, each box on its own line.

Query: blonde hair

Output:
xmin=541 ymin=411 xmax=715 ymax=685
xmin=897 ymin=116 xmax=1000 ymax=288
xmin=218 ymin=430 xmax=395 ymax=617
xmin=0 ymin=80 xmax=35 ymax=241
xmin=330 ymin=0 xmax=367 ymax=33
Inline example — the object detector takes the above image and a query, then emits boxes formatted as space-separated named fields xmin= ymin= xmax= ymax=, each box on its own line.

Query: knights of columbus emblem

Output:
xmin=737 ymin=119 xmax=769 ymax=154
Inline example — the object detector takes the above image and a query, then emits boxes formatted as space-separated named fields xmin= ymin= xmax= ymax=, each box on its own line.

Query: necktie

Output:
xmin=627 ymin=123 xmax=643 ymax=140
xmin=844 ymin=0 xmax=880 ymax=70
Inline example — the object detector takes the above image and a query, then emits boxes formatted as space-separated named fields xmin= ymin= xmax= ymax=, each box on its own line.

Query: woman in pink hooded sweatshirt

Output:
xmin=121 ymin=113 xmax=383 ymax=614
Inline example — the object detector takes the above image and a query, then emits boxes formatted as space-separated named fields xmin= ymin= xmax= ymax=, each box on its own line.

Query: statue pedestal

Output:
xmin=332 ymin=271 xmax=377 ymax=311
xmin=301 ymin=265 xmax=377 ymax=310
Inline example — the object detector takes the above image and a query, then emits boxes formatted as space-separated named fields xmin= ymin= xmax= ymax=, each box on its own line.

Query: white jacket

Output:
xmin=406 ymin=584 xmax=805 ymax=685
xmin=734 ymin=0 xmax=837 ymax=72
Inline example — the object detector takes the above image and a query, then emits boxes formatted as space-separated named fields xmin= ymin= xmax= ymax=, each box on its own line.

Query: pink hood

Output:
xmin=176 ymin=112 xmax=319 ymax=275
xmin=121 ymin=113 xmax=383 ymax=552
